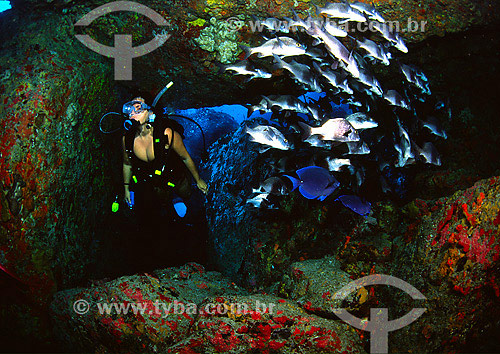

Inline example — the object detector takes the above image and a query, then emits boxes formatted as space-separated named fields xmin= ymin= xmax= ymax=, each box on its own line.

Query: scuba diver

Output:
xmin=122 ymin=97 xmax=208 ymax=218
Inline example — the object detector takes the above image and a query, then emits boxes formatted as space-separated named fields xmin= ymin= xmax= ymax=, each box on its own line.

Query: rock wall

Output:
xmin=50 ymin=262 xmax=366 ymax=353
xmin=8 ymin=0 xmax=500 ymax=110
xmin=0 ymin=0 xmax=499 ymax=350
xmin=389 ymin=176 xmax=500 ymax=353
xmin=0 ymin=9 xmax=118 ymax=345
xmin=203 ymin=123 xmax=366 ymax=288
xmin=49 ymin=172 xmax=500 ymax=353
xmin=11 ymin=0 xmax=500 ymax=43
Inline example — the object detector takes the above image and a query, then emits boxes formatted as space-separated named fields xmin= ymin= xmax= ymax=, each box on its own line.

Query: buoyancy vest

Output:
xmin=124 ymin=119 xmax=188 ymax=188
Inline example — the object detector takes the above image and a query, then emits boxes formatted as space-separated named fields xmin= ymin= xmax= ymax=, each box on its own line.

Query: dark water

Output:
xmin=2 ymin=16 xmax=500 ymax=354
xmin=91 ymin=188 xmax=210 ymax=279
xmin=90 ymin=23 xmax=500 ymax=282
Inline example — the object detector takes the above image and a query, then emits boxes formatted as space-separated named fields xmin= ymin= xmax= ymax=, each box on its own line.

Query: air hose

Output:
xmin=99 ymin=82 xmax=209 ymax=160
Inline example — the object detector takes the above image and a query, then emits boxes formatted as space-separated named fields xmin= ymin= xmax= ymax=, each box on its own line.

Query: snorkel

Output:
xmin=98 ymin=81 xmax=173 ymax=134
xmin=122 ymin=81 xmax=173 ymax=131
xmin=98 ymin=81 xmax=208 ymax=160
xmin=104 ymin=82 xmax=209 ymax=213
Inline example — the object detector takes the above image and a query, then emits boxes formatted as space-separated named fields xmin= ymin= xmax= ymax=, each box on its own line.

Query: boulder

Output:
xmin=50 ymin=262 xmax=366 ymax=353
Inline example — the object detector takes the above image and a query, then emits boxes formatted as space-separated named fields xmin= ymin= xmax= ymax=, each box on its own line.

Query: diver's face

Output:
xmin=129 ymin=102 xmax=149 ymax=124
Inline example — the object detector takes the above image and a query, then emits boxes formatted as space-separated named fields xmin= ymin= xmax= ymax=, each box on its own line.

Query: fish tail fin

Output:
xmin=272 ymin=53 xmax=283 ymax=64
xmin=311 ymin=37 xmax=322 ymax=46
xmin=307 ymin=20 xmax=318 ymax=37
xmin=215 ymin=62 xmax=227 ymax=75
xmin=314 ymin=3 xmax=321 ymax=16
xmin=283 ymin=175 xmax=300 ymax=191
xmin=239 ymin=44 xmax=252 ymax=59
xmin=298 ymin=121 xmax=312 ymax=140
xmin=347 ymin=34 xmax=357 ymax=46
xmin=271 ymin=53 xmax=285 ymax=71
xmin=245 ymin=74 xmax=258 ymax=83
xmin=261 ymin=95 xmax=272 ymax=109
xmin=312 ymin=60 xmax=322 ymax=73
xmin=245 ymin=105 xmax=254 ymax=118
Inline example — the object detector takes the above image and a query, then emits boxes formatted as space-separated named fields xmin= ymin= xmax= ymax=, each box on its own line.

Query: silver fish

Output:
xmin=346 ymin=140 xmax=371 ymax=155
xmin=308 ymin=22 xmax=360 ymax=78
xmin=394 ymin=34 xmax=408 ymax=53
xmin=313 ymin=62 xmax=353 ymax=94
xmin=262 ymin=95 xmax=312 ymax=115
xmin=349 ymin=1 xmax=385 ymax=23
xmin=247 ymin=94 xmax=311 ymax=117
xmin=246 ymin=98 xmax=269 ymax=117
xmin=421 ymin=116 xmax=447 ymax=139
xmin=400 ymin=63 xmax=430 ymax=95
xmin=273 ymin=55 xmax=322 ymax=92
xmin=345 ymin=96 xmax=364 ymax=107
xmin=217 ymin=60 xmax=272 ymax=80
xmin=304 ymin=134 xmax=335 ymax=148
xmin=356 ymin=37 xmax=390 ymax=65
xmin=372 ymin=22 xmax=408 ymax=53
xmin=315 ymin=2 xmax=366 ymax=23
xmin=324 ymin=18 xmax=349 ymax=37
xmin=302 ymin=98 xmax=324 ymax=122
xmin=357 ymin=68 xmax=383 ymax=96
xmin=240 ymin=37 xmax=307 ymax=59
xmin=285 ymin=10 xmax=312 ymax=31
xmin=251 ymin=16 xmax=291 ymax=33
xmin=414 ymin=141 xmax=441 ymax=166
xmin=345 ymin=112 xmax=378 ymax=130
xmin=394 ymin=122 xmax=414 ymax=167
xmin=253 ymin=176 xmax=290 ymax=195
xmin=305 ymin=46 xmax=328 ymax=62
xmin=326 ymin=157 xmax=351 ymax=171
xmin=245 ymin=124 xmax=291 ymax=150
xmin=383 ymin=90 xmax=411 ymax=110
xmin=246 ymin=193 xmax=270 ymax=207
xmin=347 ymin=164 xmax=366 ymax=187
xmin=299 ymin=118 xmax=360 ymax=142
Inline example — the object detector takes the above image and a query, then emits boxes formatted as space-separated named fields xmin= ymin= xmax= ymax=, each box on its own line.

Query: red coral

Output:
xmin=489 ymin=276 xmax=500 ymax=297
xmin=461 ymin=204 xmax=477 ymax=226
xmin=269 ymin=340 xmax=285 ymax=350
xmin=273 ymin=316 xmax=289 ymax=325
xmin=292 ymin=267 xmax=304 ymax=278
xmin=456 ymin=228 xmax=497 ymax=265
xmin=437 ymin=203 xmax=455 ymax=233
xmin=493 ymin=210 xmax=500 ymax=226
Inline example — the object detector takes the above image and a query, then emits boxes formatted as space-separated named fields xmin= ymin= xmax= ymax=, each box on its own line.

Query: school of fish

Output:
xmin=219 ymin=1 xmax=448 ymax=215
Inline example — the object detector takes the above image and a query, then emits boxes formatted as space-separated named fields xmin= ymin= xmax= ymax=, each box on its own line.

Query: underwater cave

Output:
xmin=1 ymin=0 xmax=500 ymax=353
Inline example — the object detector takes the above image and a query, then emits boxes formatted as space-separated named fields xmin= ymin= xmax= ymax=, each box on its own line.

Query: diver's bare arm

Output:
xmin=171 ymin=131 xmax=202 ymax=182
xmin=122 ymin=136 xmax=132 ymax=193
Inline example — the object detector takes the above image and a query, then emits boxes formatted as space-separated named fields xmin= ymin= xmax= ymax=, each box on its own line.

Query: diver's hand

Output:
xmin=124 ymin=189 xmax=131 ymax=204
xmin=197 ymin=179 xmax=208 ymax=194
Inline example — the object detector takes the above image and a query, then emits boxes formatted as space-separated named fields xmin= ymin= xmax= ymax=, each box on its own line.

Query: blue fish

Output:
xmin=284 ymin=166 xmax=340 ymax=201
xmin=336 ymin=195 xmax=371 ymax=216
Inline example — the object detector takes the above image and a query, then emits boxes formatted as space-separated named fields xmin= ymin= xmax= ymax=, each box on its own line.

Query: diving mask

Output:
xmin=122 ymin=100 xmax=151 ymax=116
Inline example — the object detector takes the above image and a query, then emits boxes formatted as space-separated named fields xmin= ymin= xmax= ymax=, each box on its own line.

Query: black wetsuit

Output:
xmin=124 ymin=119 xmax=191 ymax=213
